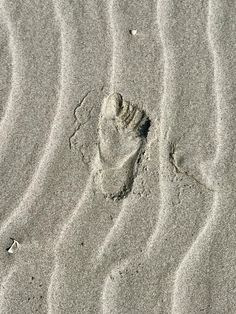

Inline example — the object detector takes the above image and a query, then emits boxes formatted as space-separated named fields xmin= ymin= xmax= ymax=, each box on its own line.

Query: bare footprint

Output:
xmin=98 ymin=93 xmax=150 ymax=200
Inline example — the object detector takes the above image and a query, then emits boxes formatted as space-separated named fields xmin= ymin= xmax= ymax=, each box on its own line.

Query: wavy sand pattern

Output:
xmin=0 ymin=0 xmax=235 ymax=313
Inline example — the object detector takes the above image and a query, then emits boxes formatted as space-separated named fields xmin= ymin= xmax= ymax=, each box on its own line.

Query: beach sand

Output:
xmin=0 ymin=0 xmax=235 ymax=313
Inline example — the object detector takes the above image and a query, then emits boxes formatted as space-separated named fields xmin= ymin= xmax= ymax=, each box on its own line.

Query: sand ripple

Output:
xmin=0 ymin=0 xmax=235 ymax=313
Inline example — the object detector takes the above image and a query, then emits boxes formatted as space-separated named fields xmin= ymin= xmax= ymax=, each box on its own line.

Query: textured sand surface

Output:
xmin=0 ymin=0 xmax=235 ymax=313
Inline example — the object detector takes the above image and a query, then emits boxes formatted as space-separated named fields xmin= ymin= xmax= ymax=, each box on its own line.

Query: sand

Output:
xmin=0 ymin=0 xmax=235 ymax=313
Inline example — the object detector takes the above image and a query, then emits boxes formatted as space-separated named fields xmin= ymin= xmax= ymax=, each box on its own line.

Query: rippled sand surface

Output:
xmin=0 ymin=0 xmax=235 ymax=313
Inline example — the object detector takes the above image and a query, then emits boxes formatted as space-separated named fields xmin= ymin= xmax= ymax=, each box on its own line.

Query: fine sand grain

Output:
xmin=0 ymin=0 xmax=235 ymax=313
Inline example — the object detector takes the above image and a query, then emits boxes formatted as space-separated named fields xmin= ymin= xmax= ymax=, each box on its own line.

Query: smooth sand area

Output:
xmin=0 ymin=0 xmax=235 ymax=313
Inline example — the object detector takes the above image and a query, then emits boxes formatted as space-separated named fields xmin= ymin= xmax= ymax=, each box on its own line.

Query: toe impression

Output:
xmin=103 ymin=93 xmax=122 ymax=119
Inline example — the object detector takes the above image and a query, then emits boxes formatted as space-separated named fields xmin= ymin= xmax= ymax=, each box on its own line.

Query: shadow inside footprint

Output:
xmin=138 ymin=117 xmax=151 ymax=139
xmin=98 ymin=93 xmax=150 ymax=200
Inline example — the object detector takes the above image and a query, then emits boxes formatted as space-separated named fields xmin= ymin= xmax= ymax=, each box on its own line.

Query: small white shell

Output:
xmin=7 ymin=239 xmax=20 ymax=254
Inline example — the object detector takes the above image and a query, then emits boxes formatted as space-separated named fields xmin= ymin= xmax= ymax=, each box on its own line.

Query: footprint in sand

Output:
xmin=98 ymin=93 xmax=150 ymax=200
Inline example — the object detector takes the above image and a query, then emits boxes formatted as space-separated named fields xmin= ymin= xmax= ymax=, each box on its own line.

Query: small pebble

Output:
xmin=129 ymin=29 xmax=137 ymax=35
